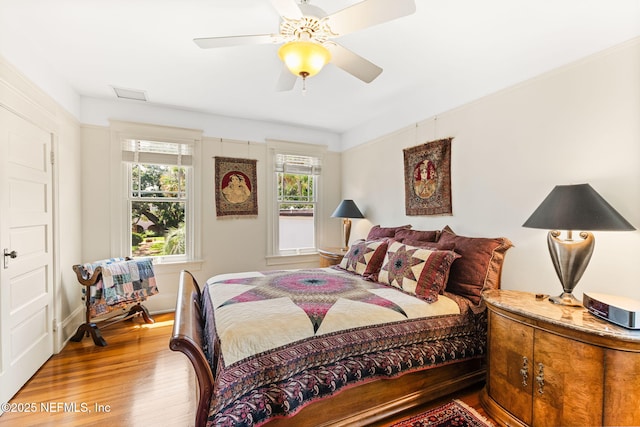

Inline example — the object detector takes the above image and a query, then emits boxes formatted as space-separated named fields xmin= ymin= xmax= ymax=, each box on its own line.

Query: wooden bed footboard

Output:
xmin=273 ymin=358 xmax=485 ymax=427
xmin=171 ymin=269 xmax=487 ymax=427
xmin=170 ymin=270 xmax=214 ymax=427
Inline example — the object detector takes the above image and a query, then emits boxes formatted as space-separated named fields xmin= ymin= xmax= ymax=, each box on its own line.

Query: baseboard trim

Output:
xmin=55 ymin=305 xmax=85 ymax=353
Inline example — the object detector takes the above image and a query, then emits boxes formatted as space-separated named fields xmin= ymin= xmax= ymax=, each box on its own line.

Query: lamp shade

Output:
xmin=523 ymin=184 xmax=635 ymax=231
xmin=331 ymin=199 xmax=364 ymax=219
xmin=278 ymin=41 xmax=331 ymax=78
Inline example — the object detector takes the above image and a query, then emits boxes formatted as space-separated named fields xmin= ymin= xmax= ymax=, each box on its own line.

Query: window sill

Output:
xmin=265 ymin=253 xmax=320 ymax=267
xmin=151 ymin=258 xmax=204 ymax=274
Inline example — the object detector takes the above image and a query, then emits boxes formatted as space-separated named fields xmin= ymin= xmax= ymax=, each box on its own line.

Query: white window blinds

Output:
xmin=122 ymin=139 xmax=193 ymax=166
xmin=274 ymin=154 xmax=321 ymax=175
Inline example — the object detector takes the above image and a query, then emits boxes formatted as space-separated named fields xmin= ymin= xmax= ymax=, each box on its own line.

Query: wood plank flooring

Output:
xmin=0 ymin=312 xmax=494 ymax=426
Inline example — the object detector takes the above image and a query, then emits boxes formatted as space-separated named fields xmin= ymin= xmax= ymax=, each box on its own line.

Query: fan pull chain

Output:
xmin=300 ymin=71 xmax=309 ymax=95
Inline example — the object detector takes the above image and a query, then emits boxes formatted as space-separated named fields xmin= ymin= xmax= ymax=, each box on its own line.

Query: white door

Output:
xmin=0 ymin=107 xmax=54 ymax=407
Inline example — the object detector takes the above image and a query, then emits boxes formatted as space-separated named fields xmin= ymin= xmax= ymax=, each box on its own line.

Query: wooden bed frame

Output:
xmin=170 ymin=270 xmax=486 ymax=427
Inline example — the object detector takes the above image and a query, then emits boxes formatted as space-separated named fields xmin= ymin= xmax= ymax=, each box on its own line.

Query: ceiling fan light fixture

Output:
xmin=278 ymin=41 xmax=331 ymax=79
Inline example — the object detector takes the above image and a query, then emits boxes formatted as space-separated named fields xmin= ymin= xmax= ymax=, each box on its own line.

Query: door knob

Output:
xmin=4 ymin=249 xmax=17 ymax=258
xmin=3 ymin=249 xmax=17 ymax=269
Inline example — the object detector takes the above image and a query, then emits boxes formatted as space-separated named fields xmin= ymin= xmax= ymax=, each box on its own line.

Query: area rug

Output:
xmin=390 ymin=399 xmax=495 ymax=427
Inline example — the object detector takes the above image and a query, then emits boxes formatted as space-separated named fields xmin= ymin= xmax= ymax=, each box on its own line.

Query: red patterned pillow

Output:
xmin=338 ymin=240 xmax=388 ymax=279
xmin=394 ymin=228 xmax=440 ymax=245
xmin=366 ymin=224 xmax=412 ymax=240
xmin=378 ymin=240 xmax=461 ymax=303
xmin=434 ymin=226 xmax=513 ymax=305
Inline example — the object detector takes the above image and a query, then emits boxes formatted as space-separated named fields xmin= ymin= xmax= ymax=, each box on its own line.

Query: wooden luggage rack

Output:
xmin=71 ymin=259 xmax=155 ymax=346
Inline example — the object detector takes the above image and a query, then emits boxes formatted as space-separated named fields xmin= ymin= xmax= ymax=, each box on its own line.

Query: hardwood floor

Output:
xmin=0 ymin=312 xmax=494 ymax=426
xmin=0 ymin=313 xmax=195 ymax=426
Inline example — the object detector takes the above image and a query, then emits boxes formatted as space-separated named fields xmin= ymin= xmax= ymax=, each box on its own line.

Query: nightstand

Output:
xmin=318 ymin=247 xmax=347 ymax=267
xmin=480 ymin=289 xmax=640 ymax=427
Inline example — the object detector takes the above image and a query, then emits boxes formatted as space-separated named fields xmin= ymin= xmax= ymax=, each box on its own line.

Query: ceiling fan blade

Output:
xmin=327 ymin=0 xmax=416 ymax=36
xmin=276 ymin=66 xmax=297 ymax=91
xmin=194 ymin=34 xmax=281 ymax=49
xmin=326 ymin=43 xmax=382 ymax=83
xmin=270 ymin=0 xmax=303 ymax=20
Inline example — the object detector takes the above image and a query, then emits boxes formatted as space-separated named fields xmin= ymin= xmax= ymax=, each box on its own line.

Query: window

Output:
xmin=268 ymin=141 xmax=325 ymax=258
xmin=276 ymin=154 xmax=320 ymax=253
xmin=122 ymin=139 xmax=194 ymax=262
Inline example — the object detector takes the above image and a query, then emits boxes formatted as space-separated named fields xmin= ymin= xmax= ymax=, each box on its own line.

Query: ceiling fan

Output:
xmin=193 ymin=0 xmax=416 ymax=91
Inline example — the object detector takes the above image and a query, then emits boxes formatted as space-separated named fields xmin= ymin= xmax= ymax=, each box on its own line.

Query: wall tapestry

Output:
xmin=403 ymin=137 xmax=452 ymax=216
xmin=215 ymin=156 xmax=258 ymax=217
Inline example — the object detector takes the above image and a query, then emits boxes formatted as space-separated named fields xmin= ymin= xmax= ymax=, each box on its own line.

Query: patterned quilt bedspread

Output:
xmin=202 ymin=267 xmax=486 ymax=426
xmin=83 ymin=257 xmax=158 ymax=317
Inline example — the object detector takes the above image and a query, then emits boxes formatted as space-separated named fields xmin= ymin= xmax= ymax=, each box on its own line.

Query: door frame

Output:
xmin=0 ymin=61 xmax=62 ymax=350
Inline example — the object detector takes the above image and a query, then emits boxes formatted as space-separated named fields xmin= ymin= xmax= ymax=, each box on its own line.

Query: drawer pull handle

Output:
xmin=536 ymin=363 xmax=545 ymax=394
xmin=520 ymin=356 xmax=529 ymax=386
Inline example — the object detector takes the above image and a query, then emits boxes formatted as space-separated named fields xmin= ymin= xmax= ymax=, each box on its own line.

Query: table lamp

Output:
xmin=331 ymin=199 xmax=364 ymax=250
xmin=523 ymin=183 xmax=635 ymax=306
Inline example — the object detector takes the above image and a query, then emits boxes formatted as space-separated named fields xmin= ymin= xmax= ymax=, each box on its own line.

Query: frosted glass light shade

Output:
xmin=278 ymin=41 xmax=331 ymax=78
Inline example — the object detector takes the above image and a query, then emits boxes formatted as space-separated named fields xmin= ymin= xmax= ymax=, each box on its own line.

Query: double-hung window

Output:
xmin=268 ymin=141 xmax=324 ymax=258
xmin=122 ymin=139 xmax=194 ymax=262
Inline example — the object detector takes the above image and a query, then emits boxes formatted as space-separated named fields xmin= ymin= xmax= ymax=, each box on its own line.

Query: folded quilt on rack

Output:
xmin=83 ymin=257 xmax=159 ymax=317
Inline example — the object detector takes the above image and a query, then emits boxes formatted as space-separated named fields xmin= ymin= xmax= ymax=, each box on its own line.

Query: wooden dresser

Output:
xmin=481 ymin=289 xmax=640 ymax=427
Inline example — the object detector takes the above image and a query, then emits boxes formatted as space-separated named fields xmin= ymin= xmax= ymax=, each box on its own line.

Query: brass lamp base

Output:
xmin=549 ymin=292 xmax=583 ymax=307
xmin=546 ymin=230 xmax=595 ymax=307
xmin=341 ymin=218 xmax=352 ymax=251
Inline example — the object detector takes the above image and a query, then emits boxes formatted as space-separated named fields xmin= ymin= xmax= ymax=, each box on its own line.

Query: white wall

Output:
xmin=80 ymin=124 xmax=343 ymax=313
xmin=54 ymin=111 xmax=84 ymax=350
xmin=341 ymin=38 xmax=640 ymax=302
xmin=77 ymin=95 xmax=343 ymax=313
xmin=80 ymin=97 xmax=342 ymax=152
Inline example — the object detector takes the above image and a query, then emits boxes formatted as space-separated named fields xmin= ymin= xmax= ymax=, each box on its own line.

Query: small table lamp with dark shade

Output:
xmin=331 ymin=199 xmax=364 ymax=250
xmin=523 ymin=183 xmax=635 ymax=306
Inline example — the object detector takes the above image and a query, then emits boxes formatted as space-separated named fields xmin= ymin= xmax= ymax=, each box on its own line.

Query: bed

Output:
xmin=170 ymin=226 xmax=512 ymax=427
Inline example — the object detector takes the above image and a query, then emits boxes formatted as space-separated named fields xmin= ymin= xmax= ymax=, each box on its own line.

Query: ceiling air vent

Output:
xmin=113 ymin=87 xmax=147 ymax=101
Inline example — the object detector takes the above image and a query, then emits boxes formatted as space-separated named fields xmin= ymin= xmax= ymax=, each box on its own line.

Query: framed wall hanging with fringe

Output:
xmin=403 ymin=138 xmax=452 ymax=216
xmin=215 ymin=156 xmax=258 ymax=217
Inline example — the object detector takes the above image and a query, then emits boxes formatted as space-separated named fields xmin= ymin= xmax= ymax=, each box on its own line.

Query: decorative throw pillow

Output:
xmin=378 ymin=240 xmax=461 ymax=302
xmin=338 ymin=240 xmax=389 ymax=279
xmin=435 ymin=226 xmax=513 ymax=305
xmin=394 ymin=228 xmax=440 ymax=245
xmin=366 ymin=224 xmax=412 ymax=241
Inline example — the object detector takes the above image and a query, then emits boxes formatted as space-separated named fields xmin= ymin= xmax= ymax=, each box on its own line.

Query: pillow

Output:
xmin=435 ymin=226 xmax=513 ymax=305
xmin=338 ymin=239 xmax=388 ymax=279
xmin=366 ymin=224 xmax=412 ymax=240
xmin=394 ymin=228 xmax=440 ymax=245
xmin=378 ymin=240 xmax=461 ymax=303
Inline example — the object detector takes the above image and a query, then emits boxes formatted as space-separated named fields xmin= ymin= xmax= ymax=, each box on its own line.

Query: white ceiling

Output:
xmin=2 ymin=0 xmax=640 ymax=140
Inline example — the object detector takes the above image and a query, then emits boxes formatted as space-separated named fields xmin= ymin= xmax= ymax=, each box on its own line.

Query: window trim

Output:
xmin=266 ymin=139 xmax=326 ymax=260
xmin=110 ymin=121 xmax=202 ymax=264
